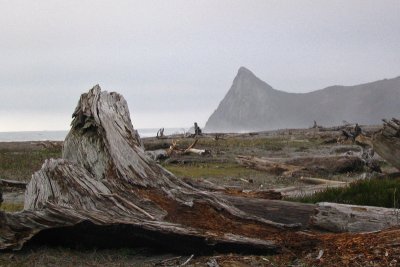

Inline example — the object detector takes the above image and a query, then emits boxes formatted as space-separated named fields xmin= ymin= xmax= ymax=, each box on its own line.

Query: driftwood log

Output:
xmin=311 ymin=202 xmax=400 ymax=233
xmin=0 ymin=86 xmax=316 ymax=252
xmin=0 ymin=178 xmax=27 ymax=189
xmin=166 ymin=139 xmax=209 ymax=156
xmin=236 ymin=155 xmax=364 ymax=176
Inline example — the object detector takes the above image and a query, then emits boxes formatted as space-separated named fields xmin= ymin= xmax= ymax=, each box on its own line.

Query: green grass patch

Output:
xmin=164 ymin=162 xmax=265 ymax=179
xmin=0 ymin=148 xmax=61 ymax=181
xmin=290 ymin=178 xmax=400 ymax=208
xmin=0 ymin=202 xmax=24 ymax=212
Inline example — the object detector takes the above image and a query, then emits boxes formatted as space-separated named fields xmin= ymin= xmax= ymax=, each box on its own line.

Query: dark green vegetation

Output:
xmin=290 ymin=176 xmax=400 ymax=208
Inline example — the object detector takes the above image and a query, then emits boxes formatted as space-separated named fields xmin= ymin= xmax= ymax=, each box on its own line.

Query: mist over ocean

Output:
xmin=0 ymin=128 xmax=187 ymax=142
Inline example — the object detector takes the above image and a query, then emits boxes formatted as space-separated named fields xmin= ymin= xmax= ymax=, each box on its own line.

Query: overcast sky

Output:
xmin=1 ymin=0 xmax=399 ymax=131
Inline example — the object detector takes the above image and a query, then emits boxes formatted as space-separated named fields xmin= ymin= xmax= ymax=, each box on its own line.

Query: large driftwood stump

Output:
xmin=0 ymin=86 xmax=315 ymax=252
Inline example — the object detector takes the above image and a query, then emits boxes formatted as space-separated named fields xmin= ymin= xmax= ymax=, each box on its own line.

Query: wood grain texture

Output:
xmin=0 ymin=86 xmax=309 ymax=251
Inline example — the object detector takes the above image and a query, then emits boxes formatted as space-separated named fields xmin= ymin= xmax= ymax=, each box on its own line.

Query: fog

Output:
xmin=1 ymin=1 xmax=399 ymax=131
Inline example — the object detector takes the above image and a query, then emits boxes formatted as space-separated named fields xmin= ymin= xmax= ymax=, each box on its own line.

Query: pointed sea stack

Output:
xmin=204 ymin=67 xmax=400 ymax=133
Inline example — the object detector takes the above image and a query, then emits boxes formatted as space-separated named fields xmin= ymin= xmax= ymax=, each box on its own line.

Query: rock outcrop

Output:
xmin=205 ymin=67 xmax=400 ymax=132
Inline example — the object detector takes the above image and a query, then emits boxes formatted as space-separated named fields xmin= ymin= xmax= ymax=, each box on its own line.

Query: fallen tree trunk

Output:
xmin=0 ymin=178 xmax=27 ymax=189
xmin=236 ymin=155 xmax=364 ymax=176
xmin=299 ymin=177 xmax=348 ymax=186
xmin=373 ymin=118 xmax=400 ymax=170
xmin=275 ymin=183 xmax=348 ymax=198
xmin=0 ymin=86 xmax=313 ymax=252
xmin=311 ymin=202 xmax=400 ymax=233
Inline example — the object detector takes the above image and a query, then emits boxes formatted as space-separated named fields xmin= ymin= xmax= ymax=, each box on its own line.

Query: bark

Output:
xmin=311 ymin=202 xmax=400 ymax=233
xmin=0 ymin=86 xmax=309 ymax=252
xmin=373 ymin=118 xmax=400 ymax=170
xmin=236 ymin=155 xmax=364 ymax=176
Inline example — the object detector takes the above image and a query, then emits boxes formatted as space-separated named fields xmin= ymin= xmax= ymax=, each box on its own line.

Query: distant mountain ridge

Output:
xmin=204 ymin=67 xmax=400 ymax=132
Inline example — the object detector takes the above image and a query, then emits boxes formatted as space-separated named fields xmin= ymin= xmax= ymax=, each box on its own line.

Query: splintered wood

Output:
xmin=0 ymin=86 xmax=309 ymax=251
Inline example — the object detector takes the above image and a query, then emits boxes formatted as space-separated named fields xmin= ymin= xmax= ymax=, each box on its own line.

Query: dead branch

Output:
xmin=299 ymin=177 xmax=348 ymax=186
xmin=0 ymin=179 xmax=27 ymax=189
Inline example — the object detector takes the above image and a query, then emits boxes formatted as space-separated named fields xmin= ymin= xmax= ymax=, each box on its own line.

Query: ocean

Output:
xmin=0 ymin=128 xmax=187 ymax=142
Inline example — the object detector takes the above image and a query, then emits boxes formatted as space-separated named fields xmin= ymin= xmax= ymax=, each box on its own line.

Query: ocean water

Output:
xmin=0 ymin=128 xmax=187 ymax=142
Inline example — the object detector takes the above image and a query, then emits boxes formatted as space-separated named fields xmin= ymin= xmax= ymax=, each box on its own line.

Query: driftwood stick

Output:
xmin=300 ymin=177 xmax=348 ymax=186
xmin=180 ymin=254 xmax=194 ymax=266
xmin=184 ymin=139 xmax=198 ymax=152
xmin=0 ymin=179 xmax=27 ymax=189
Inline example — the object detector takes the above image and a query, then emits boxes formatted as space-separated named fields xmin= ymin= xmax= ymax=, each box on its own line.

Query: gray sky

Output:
xmin=1 ymin=0 xmax=399 ymax=131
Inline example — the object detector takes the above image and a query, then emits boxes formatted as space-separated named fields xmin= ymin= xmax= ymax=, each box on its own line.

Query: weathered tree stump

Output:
xmin=3 ymin=86 xmax=397 ymax=253
xmin=0 ymin=86 xmax=312 ymax=251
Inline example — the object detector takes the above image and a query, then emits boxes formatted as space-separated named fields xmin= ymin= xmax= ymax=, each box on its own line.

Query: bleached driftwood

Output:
xmin=236 ymin=156 xmax=302 ymax=176
xmin=0 ymin=178 xmax=27 ymax=189
xmin=236 ymin=155 xmax=364 ymax=176
xmin=183 ymin=178 xmax=282 ymax=200
xmin=299 ymin=177 xmax=348 ymax=186
xmin=0 ymin=86 xmax=314 ymax=252
xmin=373 ymin=118 xmax=400 ymax=170
xmin=276 ymin=183 xmax=348 ymax=198
xmin=167 ymin=139 xmax=209 ymax=156
xmin=184 ymin=148 xmax=209 ymax=155
xmin=311 ymin=202 xmax=400 ymax=233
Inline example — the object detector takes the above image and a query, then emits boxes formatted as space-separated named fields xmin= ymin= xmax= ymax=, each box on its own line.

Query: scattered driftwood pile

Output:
xmin=145 ymin=139 xmax=209 ymax=161
xmin=236 ymin=154 xmax=364 ymax=177
xmin=0 ymin=178 xmax=27 ymax=189
xmin=1 ymin=86 xmax=400 ymax=256
xmin=166 ymin=139 xmax=210 ymax=156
